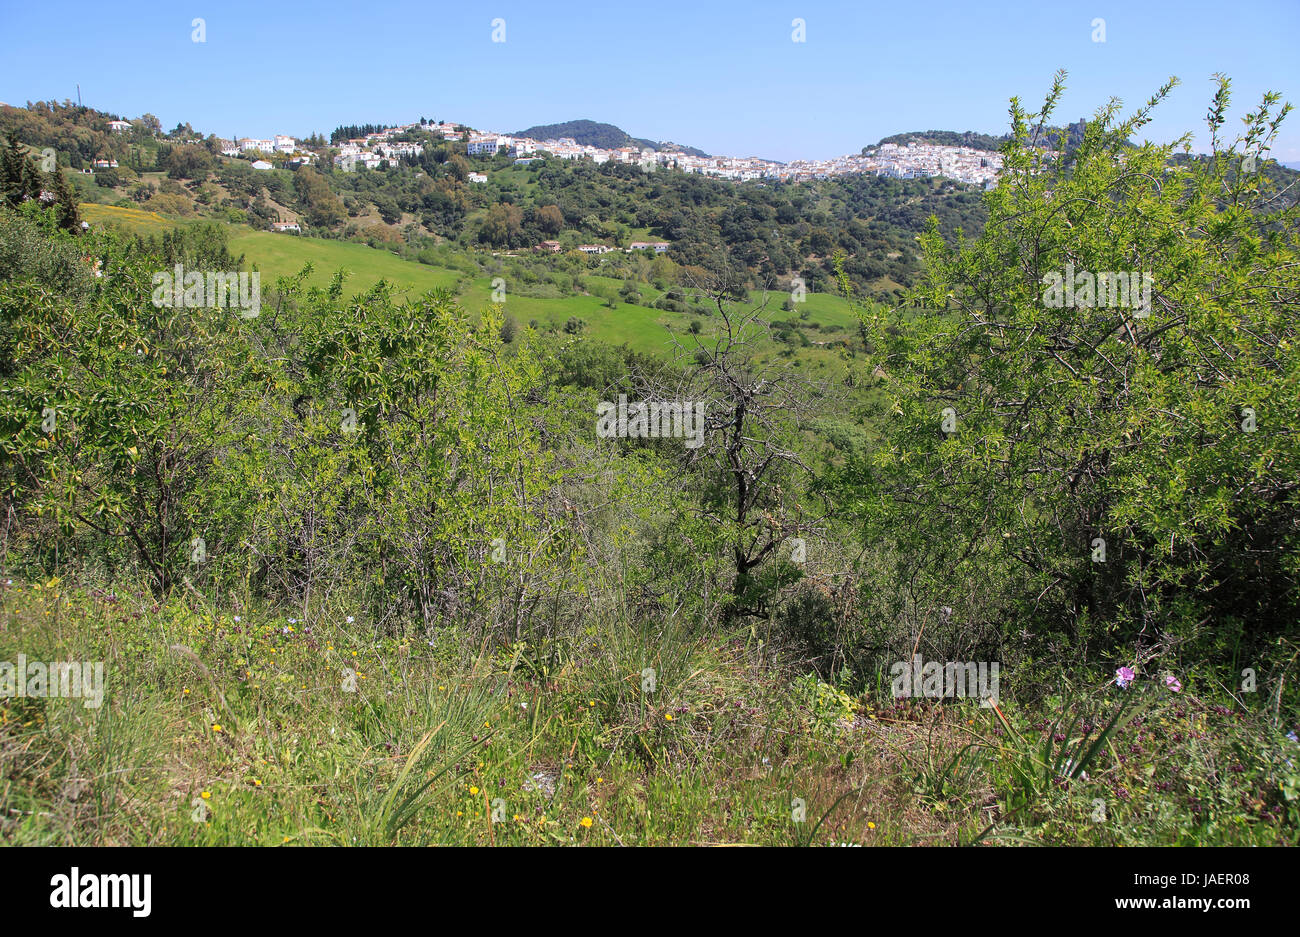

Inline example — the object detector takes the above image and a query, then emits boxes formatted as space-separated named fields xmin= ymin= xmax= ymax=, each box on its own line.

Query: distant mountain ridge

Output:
xmin=512 ymin=119 xmax=709 ymax=158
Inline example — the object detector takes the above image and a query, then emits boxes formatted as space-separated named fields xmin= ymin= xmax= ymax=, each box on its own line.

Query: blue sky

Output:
xmin=2 ymin=0 xmax=1297 ymax=162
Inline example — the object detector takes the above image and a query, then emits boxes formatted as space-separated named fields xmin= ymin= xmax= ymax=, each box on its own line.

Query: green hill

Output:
xmin=513 ymin=119 xmax=708 ymax=157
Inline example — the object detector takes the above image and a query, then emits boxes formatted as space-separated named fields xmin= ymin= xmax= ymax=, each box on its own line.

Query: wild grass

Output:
xmin=3 ymin=577 xmax=1295 ymax=846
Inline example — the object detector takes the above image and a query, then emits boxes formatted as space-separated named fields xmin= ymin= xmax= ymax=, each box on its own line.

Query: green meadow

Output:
xmin=227 ymin=229 xmax=461 ymax=295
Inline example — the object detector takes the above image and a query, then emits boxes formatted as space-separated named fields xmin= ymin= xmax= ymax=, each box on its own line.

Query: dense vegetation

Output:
xmin=872 ymin=129 xmax=1007 ymax=151
xmin=1 ymin=77 xmax=1297 ymax=846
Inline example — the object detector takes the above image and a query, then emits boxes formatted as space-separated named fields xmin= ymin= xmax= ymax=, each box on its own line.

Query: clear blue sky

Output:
xmin=2 ymin=0 xmax=1297 ymax=163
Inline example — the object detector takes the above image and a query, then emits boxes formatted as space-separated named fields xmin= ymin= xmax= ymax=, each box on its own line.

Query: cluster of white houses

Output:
xmin=181 ymin=115 xmax=1004 ymax=188
xmin=456 ymin=128 xmax=1003 ymax=186
xmin=781 ymin=142 xmax=1003 ymax=186
xmin=94 ymin=112 xmax=1006 ymax=239
xmin=575 ymin=241 xmax=670 ymax=255
xmin=217 ymin=135 xmax=315 ymax=159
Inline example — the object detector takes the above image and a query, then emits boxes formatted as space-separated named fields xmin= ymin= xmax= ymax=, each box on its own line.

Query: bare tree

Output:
xmin=660 ymin=266 xmax=835 ymax=619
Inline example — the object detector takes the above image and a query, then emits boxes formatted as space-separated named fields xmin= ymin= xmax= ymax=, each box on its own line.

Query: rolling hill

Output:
xmin=512 ymin=119 xmax=709 ymax=157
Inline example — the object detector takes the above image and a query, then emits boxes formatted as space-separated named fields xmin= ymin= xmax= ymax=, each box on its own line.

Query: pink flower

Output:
xmin=1164 ymin=674 xmax=1182 ymax=693
xmin=1115 ymin=667 xmax=1136 ymax=688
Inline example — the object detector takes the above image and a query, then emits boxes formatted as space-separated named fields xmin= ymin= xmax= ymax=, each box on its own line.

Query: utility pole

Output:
xmin=76 ymin=84 xmax=81 ymax=107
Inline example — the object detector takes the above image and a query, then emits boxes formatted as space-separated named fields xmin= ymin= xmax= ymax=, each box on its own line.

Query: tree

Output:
xmin=162 ymin=145 xmax=216 ymax=180
xmin=50 ymin=167 xmax=80 ymax=233
xmin=1 ymin=228 xmax=260 ymax=593
xmin=844 ymin=73 xmax=1300 ymax=664
xmin=2 ymin=132 xmax=36 ymax=208
xmin=373 ymin=194 xmax=401 ymax=225
xmin=663 ymin=268 xmax=830 ymax=617
xmin=480 ymin=203 xmax=523 ymax=247
xmin=591 ymin=284 xmax=618 ymax=309
xmin=293 ymin=166 xmax=346 ymax=228
xmin=534 ymin=203 xmax=564 ymax=235
xmin=618 ymin=279 xmax=642 ymax=305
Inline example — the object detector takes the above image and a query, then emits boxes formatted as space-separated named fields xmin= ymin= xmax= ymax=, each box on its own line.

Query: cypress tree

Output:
xmin=51 ymin=165 xmax=80 ymax=232
xmin=2 ymin=131 xmax=28 ymax=207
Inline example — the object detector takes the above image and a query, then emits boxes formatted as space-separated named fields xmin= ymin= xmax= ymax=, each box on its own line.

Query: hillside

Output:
xmin=870 ymin=121 xmax=1092 ymax=153
xmin=0 ymin=101 xmax=995 ymax=304
xmin=872 ymin=129 xmax=1006 ymax=151
xmin=513 ymin=119 xmax=709 ymax=157
xmin=2 ymin=72 xmax=1299 ymax=855
xmin=79 ymin=203 xmax=869 ymax=368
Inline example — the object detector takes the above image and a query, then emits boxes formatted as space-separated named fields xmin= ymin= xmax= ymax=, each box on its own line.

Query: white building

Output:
xmin=467 ymin=136 xmax=511 ymax=157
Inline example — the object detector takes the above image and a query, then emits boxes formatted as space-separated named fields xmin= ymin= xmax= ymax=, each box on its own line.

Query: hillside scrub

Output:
xmin=1 ymin=77 xmax=1298 ymax=845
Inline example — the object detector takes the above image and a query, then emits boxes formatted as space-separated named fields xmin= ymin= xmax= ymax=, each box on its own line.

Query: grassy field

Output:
xmin=80 ymin=203 xmax=176 ymax=236
xmin=227 ymin=230 xmax=462 ymax=295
